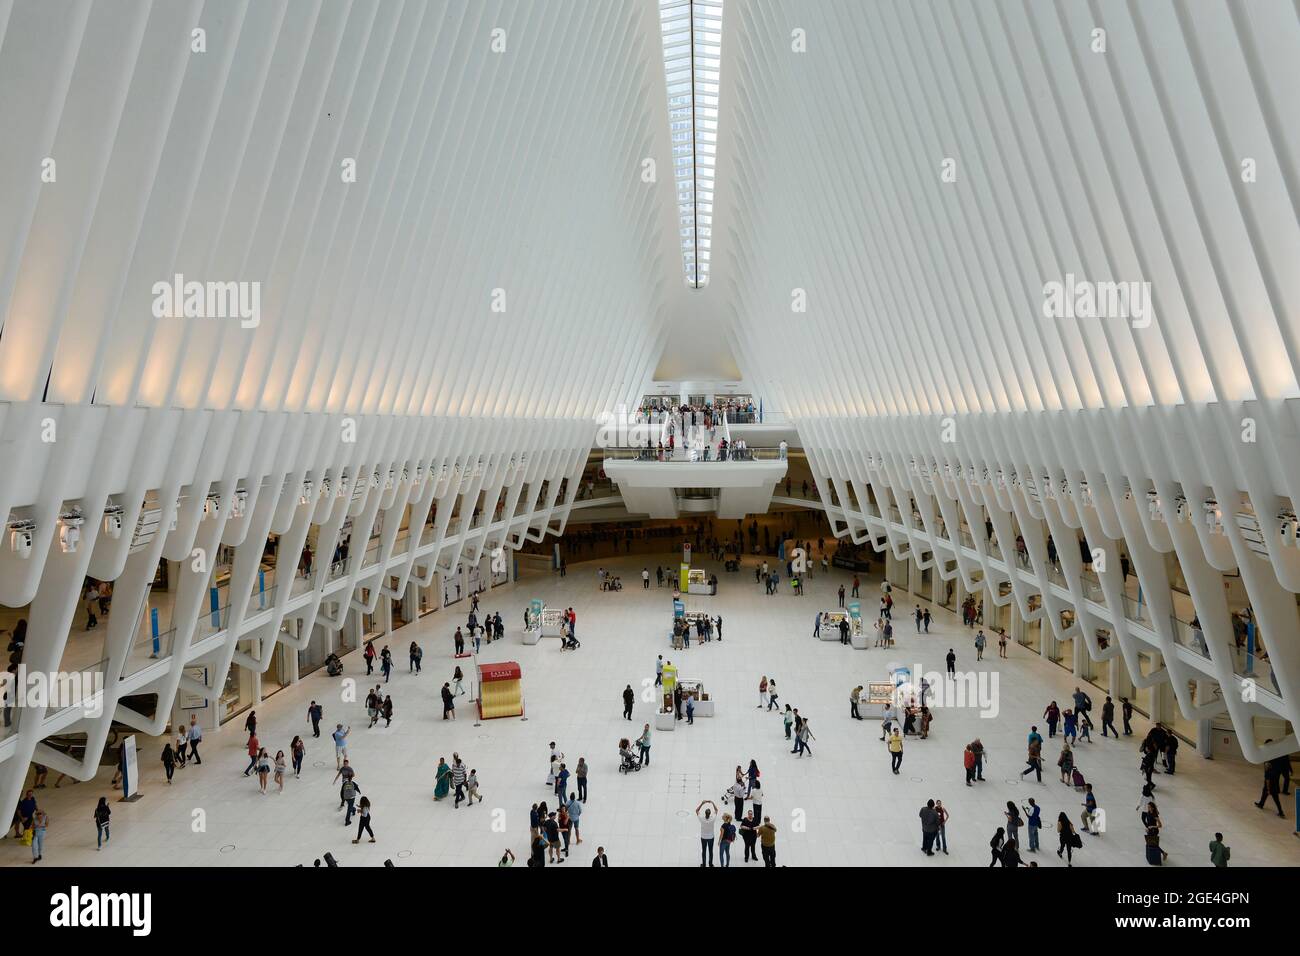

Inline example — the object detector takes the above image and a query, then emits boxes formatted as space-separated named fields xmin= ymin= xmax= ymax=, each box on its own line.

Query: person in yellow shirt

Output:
xmin=888 ymin=728 xmax=904 ymax=774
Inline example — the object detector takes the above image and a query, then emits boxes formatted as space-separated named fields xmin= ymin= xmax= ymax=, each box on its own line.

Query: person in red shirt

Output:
xmin=243 ymin=733 xmax=260 ymax=776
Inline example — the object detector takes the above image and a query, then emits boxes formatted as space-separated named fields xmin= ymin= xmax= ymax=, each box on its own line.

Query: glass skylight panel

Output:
xmin=659 ymin=0 xmax=723 ymax=288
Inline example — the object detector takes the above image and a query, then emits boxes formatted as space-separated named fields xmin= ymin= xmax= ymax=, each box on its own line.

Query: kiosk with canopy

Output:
xmin=477 ymin=661 xmax=524 ymax=719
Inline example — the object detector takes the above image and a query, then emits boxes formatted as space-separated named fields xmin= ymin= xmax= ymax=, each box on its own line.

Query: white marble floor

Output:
xmin=4 ymin=550 xmax=1296 ymax=868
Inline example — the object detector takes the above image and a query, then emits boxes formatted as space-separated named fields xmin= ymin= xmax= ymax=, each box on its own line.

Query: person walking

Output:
xmin=988 ymin=827 xmax=1005 ymax=867
xmin=441 ymin=682 xmax=455 ymax=720
xmin=352 ymin=796 xmax=375 ymax=843
xmin=637 ymin=725 xmax=652 ymax=767
xmin=623 ymin=684 xmax=634 ymax=720
xmin=1056 ymin=812 xmax=1079 ymax=866
xmin=1101 ymin=696 xmax=1118 ymax=737
xmin=243 ymin=732 xmax=261 ymax=777
xmin=795 ymin=720 xmax=815 ymax=758
xmin=945 ymin=648 xmax=956 ymax=678
xmin=1043 ymin=701 xmax=1060 ymax=738
xmin=1057 ymin=740 xmax=1074 ymax=784
xmin=783 ymin=705 xmax=794 ymax=740
xmin=256 ymin=749 xmax=274 ymax=796
xmin=451 ymin=755 xmax=468 ymax=808
xmin=29 ymin=806 xmax=49 ymax=863
xmin=161 ymin=742 xmax=176 ymax=784
xmin=1208 ymin=832 xmax=1230 ymax=867
xmin=758 ymin=676 xmax=769 ymax=709
xmin=332 ymin=724 xmax=350 ymax=768
xmin=94 ymin=797 xmax=111 ymax=851
xmin=888 ymin=728 xmax=904 ymax=774
xmin=850 ymin=685 xmax=863 ymax=720
xmin=1121 ymin=696 xmax=1133 ymax=735
xmin=433 ymin=757 xmax=451 ymax=802
xmin=466 ymin=769 xmax=482 ymax=806
xmin=963 ymin=745 xmax=976 ymax=786
xmin=291 ymin=736 xmax=305 ymax=777
xmin=187 ymin=715 xmax=203 ymax=764
xmin=308 ymin=700 xmax=323 ymax=738
xmin=696 ymin=800 xmax=718 ymax=867
xmin=767 ymin=679 xmax=780 ymax=711
xmin=1020 ymin=736 xmax=1043 ymax=783
xmin=969 ymin=738 xmax=986 ymax=781
xmin=1256 ymin=758 xmax=1286 ymax=817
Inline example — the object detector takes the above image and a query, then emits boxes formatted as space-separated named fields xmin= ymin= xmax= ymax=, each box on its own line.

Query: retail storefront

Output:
xmin=298 ymin=622 xmax=334 ymax=678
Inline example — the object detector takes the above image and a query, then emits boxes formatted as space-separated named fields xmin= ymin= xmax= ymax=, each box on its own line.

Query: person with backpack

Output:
xmin=1056 ymin=812 xmax=1080 ymax=865
xmin=1057 ymin=740 xmax=1074 ymax=783
xmin=1208 ymin=832 xmax=1230 ymax=867
xmin=94 ymin=797 xmax=111 ymax=850
xmin=718 ymin=812 xmax=737 ymax=867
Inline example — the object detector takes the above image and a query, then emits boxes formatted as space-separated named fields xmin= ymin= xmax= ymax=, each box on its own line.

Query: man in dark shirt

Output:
xmin=919 ymin=800 xmax=940 ymax=856
xmin=543 ymin=812 xmax=563 ymax=863
xmin=591 ymin=846 xmax=609 ymax=867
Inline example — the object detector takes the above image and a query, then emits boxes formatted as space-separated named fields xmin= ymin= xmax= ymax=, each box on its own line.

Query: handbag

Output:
xmin=21 ymin=826 xmax=34 ymax=846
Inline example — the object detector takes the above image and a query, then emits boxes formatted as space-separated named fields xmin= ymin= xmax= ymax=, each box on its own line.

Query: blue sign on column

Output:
xmin=150 ymin=607 xmax=160 ymax=658
xmin=258 ymin=570 xmax=266 ymax=609
xmin=210 ymin=587 xmax=220 ymax=627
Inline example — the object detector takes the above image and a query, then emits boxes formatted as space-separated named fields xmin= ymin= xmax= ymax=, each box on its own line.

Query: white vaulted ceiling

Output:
xmin=715 ymin=0 xmax=1300 ymax=420
xmin=0 ymin=0 xmax=678 ymax=419
xmin=0 ymin=0 xmax=1298 ymax=815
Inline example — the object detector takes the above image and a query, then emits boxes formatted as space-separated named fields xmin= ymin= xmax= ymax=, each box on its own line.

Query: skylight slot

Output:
xmin=659 ymin=0 xmax=723 ymax=289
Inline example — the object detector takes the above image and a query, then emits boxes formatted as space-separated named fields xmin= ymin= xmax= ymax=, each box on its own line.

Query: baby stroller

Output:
xmin=618 ymin=741 xmax=641 ymax=774
xmin=324 ymin=653 xmax=343 ymax=677
xmin=560 ymin=631 xmax=581 ymax=651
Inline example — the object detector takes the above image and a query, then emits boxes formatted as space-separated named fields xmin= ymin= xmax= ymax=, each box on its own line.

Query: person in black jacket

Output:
xmin=622 ymin=685 xmax=634 ymax=721
xmin=591 ymin=846 xmax=609 ymax=867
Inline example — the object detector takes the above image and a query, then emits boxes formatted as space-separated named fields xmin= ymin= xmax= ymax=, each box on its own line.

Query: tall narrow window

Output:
xmin=659 ymin=0 xmax=722 ymax=289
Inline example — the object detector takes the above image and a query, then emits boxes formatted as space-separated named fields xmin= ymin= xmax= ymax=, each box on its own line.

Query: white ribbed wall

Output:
xmin=713 ymin=0 xmax=1300 ymax=758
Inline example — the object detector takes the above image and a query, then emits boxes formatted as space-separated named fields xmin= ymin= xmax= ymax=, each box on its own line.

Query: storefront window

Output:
xmin=299 ymin=623 xmax=332 ymax=678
